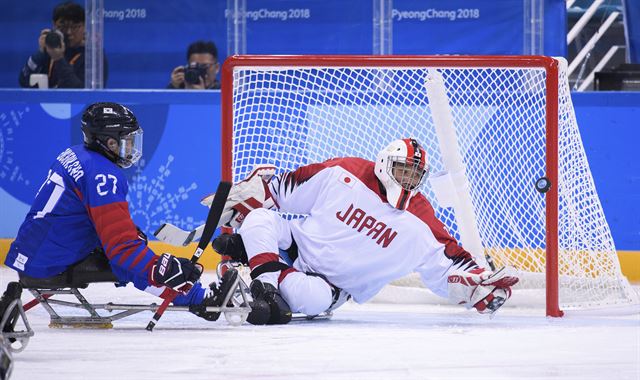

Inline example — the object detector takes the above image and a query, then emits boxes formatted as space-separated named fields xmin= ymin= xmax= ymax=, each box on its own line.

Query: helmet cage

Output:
xmin=374 ymin=138 xmax=429 ymax=210
xmin=386 ymin=155 xmax=429 ymax=191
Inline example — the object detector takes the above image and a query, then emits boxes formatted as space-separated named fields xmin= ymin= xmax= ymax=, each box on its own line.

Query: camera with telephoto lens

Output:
xmin=44 ymin=29 xmax=64 ymax=49
xmin=183 ymin=63 xmax=209 ymax=85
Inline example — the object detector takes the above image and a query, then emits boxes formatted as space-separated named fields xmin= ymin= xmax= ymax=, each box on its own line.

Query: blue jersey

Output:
xmin=5 ymin=145 xmax=158 ymax=284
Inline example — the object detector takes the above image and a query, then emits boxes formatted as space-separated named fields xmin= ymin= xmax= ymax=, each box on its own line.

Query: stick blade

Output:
xmin=153 ymin=223 xmax=192 ymax=246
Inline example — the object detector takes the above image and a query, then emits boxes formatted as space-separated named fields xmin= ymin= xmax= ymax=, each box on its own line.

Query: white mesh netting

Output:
xmin=227 ymin=57 xmax=637 ymax=311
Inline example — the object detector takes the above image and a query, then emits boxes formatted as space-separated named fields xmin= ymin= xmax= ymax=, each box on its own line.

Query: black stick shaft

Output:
xmin=146 ymin=181 xmax=232 ymax=331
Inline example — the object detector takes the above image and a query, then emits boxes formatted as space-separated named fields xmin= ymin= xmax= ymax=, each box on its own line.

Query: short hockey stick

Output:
xmin=146 ymin=181 xmax=232 ymax=331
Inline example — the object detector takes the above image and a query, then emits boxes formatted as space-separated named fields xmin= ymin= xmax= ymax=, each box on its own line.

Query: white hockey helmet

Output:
xmin=374 ymin=138 xmax=429 ymax=210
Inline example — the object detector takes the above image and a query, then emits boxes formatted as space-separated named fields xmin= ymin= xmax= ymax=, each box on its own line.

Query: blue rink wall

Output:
xmin=0 ymin=89 xmax=637 ymax=252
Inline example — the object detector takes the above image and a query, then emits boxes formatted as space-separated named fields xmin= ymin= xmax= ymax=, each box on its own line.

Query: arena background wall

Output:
xmin=0 ymin=90 xmax=637 ymax=279
xmin=0 ymin=0 xmax=567 ymax=89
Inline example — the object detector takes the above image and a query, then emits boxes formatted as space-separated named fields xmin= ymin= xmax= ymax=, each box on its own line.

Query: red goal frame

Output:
xmin=221 ymin=55 xmax=562 ymax=317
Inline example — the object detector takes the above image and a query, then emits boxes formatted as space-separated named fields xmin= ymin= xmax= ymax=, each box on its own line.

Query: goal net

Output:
xmin=221 ymin=55 xmax=638 ymax=316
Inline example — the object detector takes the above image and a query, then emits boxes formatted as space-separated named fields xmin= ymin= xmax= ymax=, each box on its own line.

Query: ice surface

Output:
xmin=1 ymin=268 xmax=638 ymax=380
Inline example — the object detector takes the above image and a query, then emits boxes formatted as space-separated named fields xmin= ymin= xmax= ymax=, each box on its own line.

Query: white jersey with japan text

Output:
xmin=267 ymin=157 xmax=477 ymax=303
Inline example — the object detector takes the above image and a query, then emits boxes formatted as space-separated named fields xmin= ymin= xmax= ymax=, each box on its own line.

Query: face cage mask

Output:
xmin=386 ymin=155 xmax=429 ymax=191
xmin=117 ymin=129 xmax=143 ymax=168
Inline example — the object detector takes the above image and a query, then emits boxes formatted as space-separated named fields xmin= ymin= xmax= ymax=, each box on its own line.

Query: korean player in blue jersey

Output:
xmin=3 ymin=102 xmax=235 ymax=322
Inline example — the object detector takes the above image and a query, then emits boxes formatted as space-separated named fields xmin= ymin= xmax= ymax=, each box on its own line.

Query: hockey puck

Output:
xmin=535 ymin=177 xmax=551 ymax=193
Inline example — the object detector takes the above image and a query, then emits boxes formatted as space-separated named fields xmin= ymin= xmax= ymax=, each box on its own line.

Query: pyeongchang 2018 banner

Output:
xmin=0 ymin=0 xmax=566 ymax=89
xmin=392 ymin=0 xmax=566 ymax=56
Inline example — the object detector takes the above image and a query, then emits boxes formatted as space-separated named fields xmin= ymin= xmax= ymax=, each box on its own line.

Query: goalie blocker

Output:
xmin=201 ymin=164 xmax=277 ymax=228
xmin=153 ymin=165 xmax=279 ymax=247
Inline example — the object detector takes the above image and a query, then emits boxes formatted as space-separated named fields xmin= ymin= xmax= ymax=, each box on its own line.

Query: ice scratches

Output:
xmin=2 ymin=269 xmax=638 ymax=380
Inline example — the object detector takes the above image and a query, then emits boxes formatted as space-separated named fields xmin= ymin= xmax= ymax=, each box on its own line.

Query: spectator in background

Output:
xmin=168 ymin=40 xmax=220 ymax=90
xmin=18 ymin=1 xmax=108 ymax=89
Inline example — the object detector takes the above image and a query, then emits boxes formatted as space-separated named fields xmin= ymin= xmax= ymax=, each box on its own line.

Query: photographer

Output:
xmin=18 ymin=1 xmax=108 ymax=89
xmin=167 ymin=40 xmax=220 ymax=90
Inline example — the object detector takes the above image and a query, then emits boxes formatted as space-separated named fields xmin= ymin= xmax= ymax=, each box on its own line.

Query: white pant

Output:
xmin=238 ymin=208 xmax=334 ymax=316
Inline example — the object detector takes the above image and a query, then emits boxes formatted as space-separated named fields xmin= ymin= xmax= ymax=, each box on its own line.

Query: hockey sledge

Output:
xmin=12 ymin=250 xmax=252 ymax=329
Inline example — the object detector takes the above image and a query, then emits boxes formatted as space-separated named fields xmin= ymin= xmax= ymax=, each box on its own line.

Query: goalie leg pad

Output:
xmin=279 ymin=271 xmax=334 ymax=317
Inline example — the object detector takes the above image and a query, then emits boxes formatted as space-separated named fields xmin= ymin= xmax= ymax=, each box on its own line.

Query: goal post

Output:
xmin=221 ymin=55 xmax=637 ymax=317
